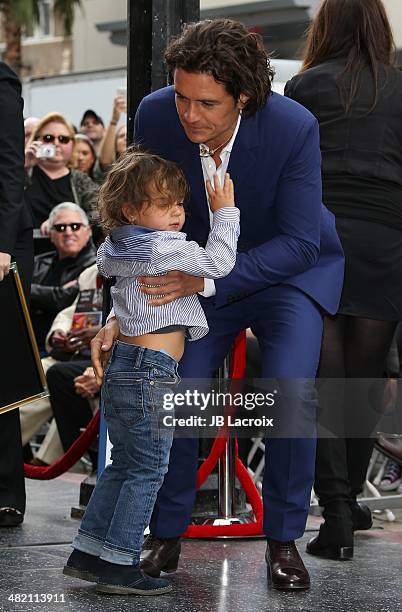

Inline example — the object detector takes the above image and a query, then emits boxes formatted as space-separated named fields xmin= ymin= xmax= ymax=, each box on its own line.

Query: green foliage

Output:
xmin=54 ymin=0 xmax=81 ymax=36
xmin=0 ymin=0 xmax=40 ymax=28
xmin=0 ymin=0 xmax=81 ymax=35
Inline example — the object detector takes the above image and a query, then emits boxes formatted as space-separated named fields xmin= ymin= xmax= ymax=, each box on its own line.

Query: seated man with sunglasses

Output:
xmin=24 ymin=111 xmax=98 ymax=229
xmin=30 ymin=202 xmax=96 ymax=353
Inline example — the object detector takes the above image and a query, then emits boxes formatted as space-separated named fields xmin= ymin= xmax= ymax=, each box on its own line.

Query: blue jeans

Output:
xmin=73 ymin=340 xmax=179 ymax=565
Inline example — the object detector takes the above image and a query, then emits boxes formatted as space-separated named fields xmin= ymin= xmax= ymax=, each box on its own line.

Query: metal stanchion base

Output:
xmin=189 ymin=474 xmax=264 ymax=538
xmin=191 ymin=510 xmax=253 ymax=526
xmin=192 ymin=473 xmax=246 ymax=513
xmin=70 ymin=473 xmax=96 ymax=519
xmin=189 ymin=508 xmax=265 ymax=539
xmin=201 ymin=517 xmax=248 ymax=525
xmin=188 ymin=524 xmax=265 ymax=540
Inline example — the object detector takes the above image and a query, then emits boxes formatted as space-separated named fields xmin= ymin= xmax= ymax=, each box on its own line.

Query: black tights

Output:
xmin=315 ymin=314 xmax=397 ymax=510
xmin=319 ymin=315 xmax=397 ymax=379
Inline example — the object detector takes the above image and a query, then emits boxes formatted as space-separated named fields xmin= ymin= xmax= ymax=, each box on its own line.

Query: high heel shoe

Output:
xmin=306 ymin=501 xmax=353 ymax=561
xmin=306 ymin=508 xmax=354 ymax=561
xmin=351 ymin=501 xmax=372 ymax=531
xmin=306 ymin=525 xmax=353 ymax=560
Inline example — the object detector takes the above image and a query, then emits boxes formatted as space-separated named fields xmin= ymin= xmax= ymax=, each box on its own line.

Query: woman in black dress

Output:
xmin=285 ymin=0 xmax=402 ymax=559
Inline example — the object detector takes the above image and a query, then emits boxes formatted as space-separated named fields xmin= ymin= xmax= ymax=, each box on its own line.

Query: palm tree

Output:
xmin=0 ymin=0 xmax=81 ymax=75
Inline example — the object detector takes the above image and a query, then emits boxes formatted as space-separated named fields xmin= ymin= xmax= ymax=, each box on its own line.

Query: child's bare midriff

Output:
xmin=118 ymin=330 xmax=185 ymax=362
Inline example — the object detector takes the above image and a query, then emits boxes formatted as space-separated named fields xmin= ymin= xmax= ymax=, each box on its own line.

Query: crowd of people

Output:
xmin=0 ymin=0 xmax=401 ymax=598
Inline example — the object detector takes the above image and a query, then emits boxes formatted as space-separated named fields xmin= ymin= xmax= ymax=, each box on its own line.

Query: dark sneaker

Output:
xmin=63 ymin=549 xmax=102 ymax=583
xmin=96 ymin=561 xmax=172 ymax=595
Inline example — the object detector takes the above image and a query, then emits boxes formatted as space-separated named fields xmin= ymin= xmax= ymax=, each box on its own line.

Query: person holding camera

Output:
xmin=24 ymin=111 xmax=99 ymax=229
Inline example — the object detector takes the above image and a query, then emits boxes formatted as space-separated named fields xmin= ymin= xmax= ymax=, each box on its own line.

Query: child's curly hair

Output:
xmin=98 ymin=147 xmax=189 ymax=233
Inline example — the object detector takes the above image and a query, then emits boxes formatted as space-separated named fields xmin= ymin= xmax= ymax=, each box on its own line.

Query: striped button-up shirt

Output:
xmin=97 ymin=207 xmax=240 ymax=340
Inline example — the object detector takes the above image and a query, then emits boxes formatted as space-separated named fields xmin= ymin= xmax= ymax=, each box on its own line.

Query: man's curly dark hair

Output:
xmin=165 ymin=19 xmax=273 ymax=116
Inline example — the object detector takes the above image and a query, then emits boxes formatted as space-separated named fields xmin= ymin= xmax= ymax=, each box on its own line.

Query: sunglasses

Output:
xmin=40 ymin=134 xmax=72 ymax=145
xmin=52 ymin=223 xmax=85 ymax=233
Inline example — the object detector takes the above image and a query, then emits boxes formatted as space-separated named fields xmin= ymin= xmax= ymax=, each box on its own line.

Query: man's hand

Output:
xmin=74 ymin=367 xmax=100 ymax=399
xmin=91 ymin=318 xmax=120 ymax=385
xmin=206 ymin=172 xmax=235 ymax=213
xmin=0 ymin=252 xmax=11 ymax=282
xmin=138 ymin=271 xmax=204 ymax=306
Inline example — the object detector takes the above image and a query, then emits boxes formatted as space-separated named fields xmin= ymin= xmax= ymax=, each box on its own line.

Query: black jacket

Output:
xmin=30 ymin=241 xmax=96 ymax=314
xmin=0 ymin=62 xmax=33 ymax=255
xmin=285 ymin=59 xmax=402 ymax=229
xmin=285 ymin=59 xmax=402 ymax=186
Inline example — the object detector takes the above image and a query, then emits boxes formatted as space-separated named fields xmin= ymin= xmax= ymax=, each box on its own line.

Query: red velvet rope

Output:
xmin=24 ymin=410 xmax=100 ymax=480
xmin=183 ymin=331 xmax=264 ymax=537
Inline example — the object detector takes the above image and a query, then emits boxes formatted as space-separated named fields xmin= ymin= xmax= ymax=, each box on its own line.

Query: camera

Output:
xmin=36 ymin=143 xmax=56 ymax=159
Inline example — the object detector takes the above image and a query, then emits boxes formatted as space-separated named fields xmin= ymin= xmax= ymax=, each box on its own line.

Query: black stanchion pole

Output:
xmin=151 ymin=0 xmax=200 ymax=91
xmin=127 ymin=0 xmax=200 ymax=141
xmin=127 ymin=0 xmax=153 ymax=145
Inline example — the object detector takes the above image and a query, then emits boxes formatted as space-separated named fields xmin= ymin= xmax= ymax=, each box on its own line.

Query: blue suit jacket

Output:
xmin=134 ymin=86 xmax=344 ymax=314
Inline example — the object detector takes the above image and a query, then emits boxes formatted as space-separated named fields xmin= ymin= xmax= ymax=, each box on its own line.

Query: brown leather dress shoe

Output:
xmin=140 ymin=535 xmax=181 ymax=578
xmin=265 ymin=539 xmax=310 ymax=590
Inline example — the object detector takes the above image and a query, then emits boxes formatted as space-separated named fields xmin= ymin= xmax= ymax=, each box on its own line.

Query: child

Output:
xmin=63 ymin=150 xmax=240 ymax=595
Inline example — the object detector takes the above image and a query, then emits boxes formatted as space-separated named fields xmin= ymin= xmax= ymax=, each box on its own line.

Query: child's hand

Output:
xmin=206 ymin=173 xmax=235 ymax=212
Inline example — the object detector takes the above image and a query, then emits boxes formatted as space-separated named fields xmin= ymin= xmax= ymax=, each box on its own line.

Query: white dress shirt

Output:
xmin=199 ymin=113 xmax=242 ymax=298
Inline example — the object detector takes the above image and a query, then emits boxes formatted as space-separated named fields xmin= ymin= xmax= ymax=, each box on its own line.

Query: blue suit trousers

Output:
xmin=149 ymin=284 xmax=323 ymax=541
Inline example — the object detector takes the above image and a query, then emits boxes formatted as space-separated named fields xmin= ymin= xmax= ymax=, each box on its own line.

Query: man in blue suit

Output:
xmin=92 ymin=19 xmax=344 ymax=591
